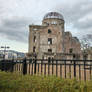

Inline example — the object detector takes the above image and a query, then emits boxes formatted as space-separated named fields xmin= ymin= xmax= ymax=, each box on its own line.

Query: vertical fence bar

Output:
xmin=48 ymin=58 xmax=50 ymax=75
xmin=44 ymin=63 xmax=46 ymax=75
xmin=65 ymin=60 xmax=66 ymax=78
xmin=60 ymin=64 xmax=62 ymax=78
xmin=56 ymin=60 xmax=58 ymax=77
xmin=52 ymin=58 xmax=54 ymax=75
xmin=41 ymin=59 xmax=43 ymax=75
xmin=90 ymin=65 xmax=91 ymax=80
xmin=84 ymin=61 xmax=86 ymax=81
xmin=79 ymin=64 xmax=81 ymax=80
xmin=84 ymin=55 xmax=86 ymax=81
xmin=73 ymin=54 xmax=76 ymax=78
xmin=69 ymin=64 xmax=71 ymax=79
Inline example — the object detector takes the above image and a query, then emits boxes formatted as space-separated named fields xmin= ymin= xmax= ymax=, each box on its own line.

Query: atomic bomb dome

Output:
xmin=28 ymin=11 xmax=81 ymax=59
xmin=43 ymin=12 xmax=64 ymax=20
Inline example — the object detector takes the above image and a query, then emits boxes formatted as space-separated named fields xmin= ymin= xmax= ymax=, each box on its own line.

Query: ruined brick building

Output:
xmin=28 ymin=12 xmax=81 ymax=59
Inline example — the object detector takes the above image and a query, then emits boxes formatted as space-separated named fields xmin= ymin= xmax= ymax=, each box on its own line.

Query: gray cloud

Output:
xmin=0 ymin=16 xmax=33 ymax=43
xmin=0 ymin=0 xmax=92 ymax=45
xmin=55 ymin=0 xmax=92 ymax=38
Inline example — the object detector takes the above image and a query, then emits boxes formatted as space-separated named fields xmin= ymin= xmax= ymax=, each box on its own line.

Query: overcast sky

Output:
xmin=0 ymin=0 xmax=92 ymax=52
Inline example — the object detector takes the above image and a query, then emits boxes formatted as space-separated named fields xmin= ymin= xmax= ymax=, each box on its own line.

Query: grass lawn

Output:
xmin=0 ymin=71 xmax=92 ymax=92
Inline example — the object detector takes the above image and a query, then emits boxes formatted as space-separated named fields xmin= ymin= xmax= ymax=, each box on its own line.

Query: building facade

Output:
xmin=28 ymin=12 xmax=81 ymax=59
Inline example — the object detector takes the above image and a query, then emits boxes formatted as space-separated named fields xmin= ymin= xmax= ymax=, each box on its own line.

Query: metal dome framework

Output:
xmin=43 ymin=12 xmax=64 ymax=20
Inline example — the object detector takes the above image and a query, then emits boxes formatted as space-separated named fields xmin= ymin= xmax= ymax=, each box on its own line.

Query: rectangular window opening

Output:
xmin=48 ymin=49 xmax=52 ymax=53
xmin=48 ymin=29 xmax=51 ymax=33
xmin=33 ymin=46 xmax=36 ymax=52
xmin=48 ymin=38 xmax=52 ymax=44
xmin=33 ymin=36 xmax=36 ymax=42
xmin=69 ymin=48 xmax=73 ymax=53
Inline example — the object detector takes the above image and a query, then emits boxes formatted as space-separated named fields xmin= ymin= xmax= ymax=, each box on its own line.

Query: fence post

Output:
xmin=34 ymin=54 xmax=37 ymax=74
xmin=23 ymin=58 xmax=27 ymax=75
xmin=73 ymin=54 xmax=76 ymax=78
xmin=11 ymin=59 xmax=14 ymax=72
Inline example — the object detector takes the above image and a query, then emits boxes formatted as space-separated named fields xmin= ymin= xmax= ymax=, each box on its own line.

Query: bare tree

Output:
xmin=80 ymin=34 xmax=92 ymax=51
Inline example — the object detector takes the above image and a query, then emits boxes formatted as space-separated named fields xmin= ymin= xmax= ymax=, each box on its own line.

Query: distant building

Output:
xmin=0 ymin=50 xmax=25 ymax=59
xmin=28 ymin=12 xmax=81 ymax=59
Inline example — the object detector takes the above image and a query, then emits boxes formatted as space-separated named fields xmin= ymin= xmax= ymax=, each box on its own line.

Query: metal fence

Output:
xmin=0 ymin=58 xmax=92 ymax=81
